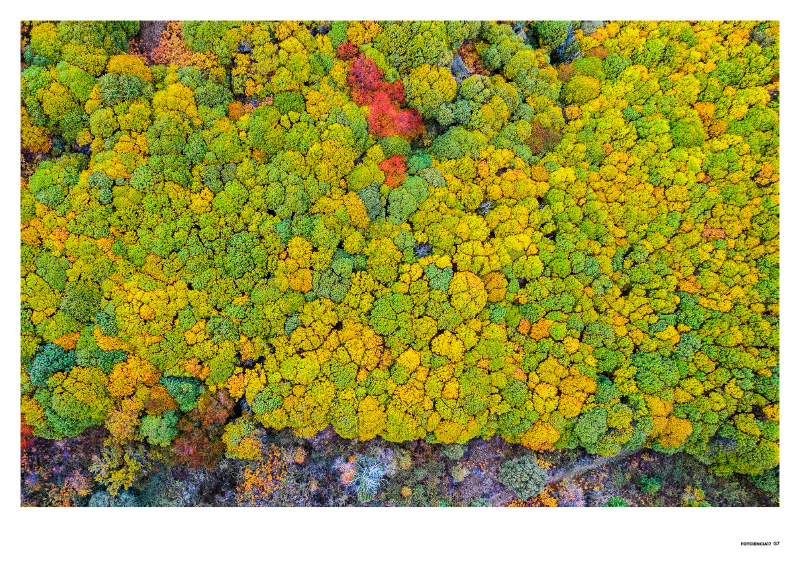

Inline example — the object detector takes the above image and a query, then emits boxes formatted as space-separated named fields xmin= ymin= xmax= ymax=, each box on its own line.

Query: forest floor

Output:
xmin=546 ymin=448 xmax=641 ymax=486
xmin=21 ymin=425 xmax=778 ymax=507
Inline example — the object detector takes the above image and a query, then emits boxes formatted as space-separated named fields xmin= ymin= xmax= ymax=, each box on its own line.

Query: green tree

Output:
xmin=498 ymin=455 xmax=548 ymax=500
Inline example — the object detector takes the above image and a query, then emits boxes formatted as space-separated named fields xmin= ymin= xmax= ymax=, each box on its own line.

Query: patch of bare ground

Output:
xmin=128 ymin=21 xmax=167 ymax=64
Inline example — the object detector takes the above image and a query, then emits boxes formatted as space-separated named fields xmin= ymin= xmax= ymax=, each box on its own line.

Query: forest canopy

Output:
xmin=21 ymin=20 xmax=779 ymax=482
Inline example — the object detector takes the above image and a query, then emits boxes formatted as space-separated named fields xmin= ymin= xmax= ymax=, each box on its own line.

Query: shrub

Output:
xmin=639 ymin=476 xmax=662 ymax=495
xmin=350 ymin=454 xmax=386 ymax=503
xmin=498 ymin=455 xmax=547 ymax=500
xmin=440 ymin=443 xmax=466 ymax=460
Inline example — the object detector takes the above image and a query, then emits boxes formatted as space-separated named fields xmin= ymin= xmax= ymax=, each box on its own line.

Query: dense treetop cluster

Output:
xmin=21 ymin=21 xmax=778 ymax=478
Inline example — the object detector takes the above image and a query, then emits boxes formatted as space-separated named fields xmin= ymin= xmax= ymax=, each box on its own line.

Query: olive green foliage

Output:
xmin=140 ymin=410 xmax=180 ymax=447
xmin=440 ymin=443 xmax=466 ymax=460
xmin=498 ymin=455 xmax=548 ymax=500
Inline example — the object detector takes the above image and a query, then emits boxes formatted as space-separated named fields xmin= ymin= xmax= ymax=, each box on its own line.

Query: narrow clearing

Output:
xmin=547 ymin=449 xmax=643 ymax=486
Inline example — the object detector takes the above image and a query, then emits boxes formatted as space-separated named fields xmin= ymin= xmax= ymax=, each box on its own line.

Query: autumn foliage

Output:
xmin=20 ymin=20 xmax=779 ymax=479
xmin=347 ymin=53 xmax=424 ymax=139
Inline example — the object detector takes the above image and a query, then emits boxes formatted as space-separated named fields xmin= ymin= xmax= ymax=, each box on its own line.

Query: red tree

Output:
xmin=379 ymin=155 xmax=408 ymax=188
xmin=21 ymin=415 xmax=34 ymax=452
xmin=171 ymin=390 xmax=234 ymax=468
xmin=347 ymin=54 xmax=424 ymax=139
xmin=336 ymin=41 xmax=359 ymax=60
